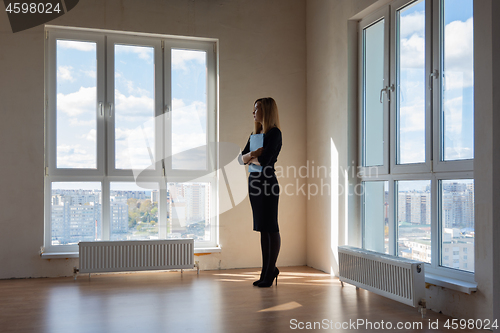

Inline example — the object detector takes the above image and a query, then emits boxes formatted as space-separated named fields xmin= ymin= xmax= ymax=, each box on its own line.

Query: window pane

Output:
xmin=56 ymin=40 xmax=97 ymax=168
xmin=167 ymin=182 xmax=210 ymax=241
xmin=397 ymin=0 xmax=426 ymax=164
xmin=363 ymin=181 xmax=389 ymax=254
xmin=363 ymin=20 xmax=385 ymax=167
xmin=397 ymin=180 xmax=431 ymax=262
xmin=171 ymin=49 xmax=207 ymax=170
xmin=114 ymin=44 xmax=155 ymax=170
xmin=51 ymin=182 xmax=101 ymax=245
xmin=441 ymin=180 xmax=474 ymax=272
xmin=442 ymin=0 xmax=474 ymax=160
xmin=110 ymin=182 xmax=159 ymax=240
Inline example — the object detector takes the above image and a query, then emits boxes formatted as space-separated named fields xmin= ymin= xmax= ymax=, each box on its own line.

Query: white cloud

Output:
xmin=112 ymin=89 xmax=156 ymax=169
xmin=57 ymin=87 xmax=96 ymax=117
xmin=398 ymin=9 xmax=425 ymax=69
xmin=117 ymin=123 xmax=156 ymax=170
xmin=399 ymin=103 xmax=425 ymax=133
xmin=172 ymin=49 xmax=206 ymax=71
xmin=443 ymin=96 xmax=463 ymax=135
xmin=126 ymin=79 xmax=151 ymax=97
xmin=400 ymin=10 xmax=425 ymax=39
xmin=114 ymin=89 xmax=154 ymax=121
xmin=400 ymin=34 xmax=425 ymax=69
xmin=443 ymin=71 xmax=465 ymax=92
xmin=442 ymin=95 xmax=474 ymax=160
xmin=398 ymin=99 xmax=426 ymax=163
xmin=172 ymin=98 xmax=185 ymax=110
xmin=171 ymin=101 xmax=207 ymax=168
xmin=83 ymin=129 xmax=97 ymax=142
xmin=445 ymin=147 xmax=472 ymax=160
xmin=444 ymin=18 xmax=474 ymax=89
xmin=57 ymin=40 xmax=96 ymax=52
xmin=81 ymin=69 xmax=96 ymax=79
xmin=57 ymin=144 xmax=95 ymax=168
xmin=172 ymin=132 xmax=206 ymax=154
xmin=171 ymin=98 xmax=207 ymax=155
xmin=114 ymin=71 xmax=152 ymax=97
xmin=115 ymin=127 xmax=129 ymax=142
xmin=57 ymin=66 xmax=75 ymax=82
xmin=69 ymin=118 xmax=94 ymax=127
xmin=115 ymin=45 xmax=154 ymax=63
xmin=399 ymin=138 xmax=426 ymax=164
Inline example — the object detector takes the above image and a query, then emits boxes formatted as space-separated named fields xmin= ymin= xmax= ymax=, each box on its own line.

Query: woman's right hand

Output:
xmin=251 ymin=147 xmax=263 ymax=158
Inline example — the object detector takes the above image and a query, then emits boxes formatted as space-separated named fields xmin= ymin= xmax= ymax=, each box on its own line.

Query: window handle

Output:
xmin=108 ymin=102 xmax=114 ymax=118
xmin=429 ymin=70 xmax=439 ymax=90
xmin=165 ymin=105 xmax=171 ymax=120
xmin=380 ymin=85 xmax=394 ymax=103
xmin=380 ymin=87 xmax=388 ymax=103
xmin=99 ymin=102 xmax=104 ymax=116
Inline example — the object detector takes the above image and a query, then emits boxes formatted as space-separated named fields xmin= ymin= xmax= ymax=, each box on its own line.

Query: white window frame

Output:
xmin=389 ymin=0 xmax=433 ymax=175
xmin=105 ymin=35 xmax=164 ymax=178
xmin=358 ymin=6 xmax=390 ymax=178
xmin=358 ymin=0 xmax=475 ymax=283
xmin=431 ymin=0 xmax=474 ymax=173
xmin=44 ymin=26 xmax=219 ymax=255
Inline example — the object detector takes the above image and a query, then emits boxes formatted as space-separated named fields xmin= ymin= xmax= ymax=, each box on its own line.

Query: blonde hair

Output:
xmin=253 ymin=97 xmax=281 ymax=134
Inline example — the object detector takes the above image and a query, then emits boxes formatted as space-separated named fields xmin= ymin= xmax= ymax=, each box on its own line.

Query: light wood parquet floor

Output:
xmin=0 ymin=266 xmax=484 ymax=333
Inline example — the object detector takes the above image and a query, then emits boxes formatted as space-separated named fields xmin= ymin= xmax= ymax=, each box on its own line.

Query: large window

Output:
xmin=44 ymin=27 xmax=218 ymax=253
xmin=359 ymin=0 xmax=474 ymax=280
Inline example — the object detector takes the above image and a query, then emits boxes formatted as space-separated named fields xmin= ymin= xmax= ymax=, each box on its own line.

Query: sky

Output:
xmin=55 ymin=40 xmax=207 ymax=173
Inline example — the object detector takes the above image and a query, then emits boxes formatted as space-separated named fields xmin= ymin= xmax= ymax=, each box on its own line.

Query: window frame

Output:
xmin=45 ymin=29 xmax=106 ymax=177
xmin=105 ymin=34 xmax=164 ymax=178
xmin=389 ymin=0 xmax=433 ymax=174
xmin=357 ymin=0 xmax=475 ymax=282
xmin=44 ymin=26 xmax=219 ymax=254
xmin=358 ymin=7 xmax=390 ymax=178
xmin=431 ymin=0 xmax=474 ymax=173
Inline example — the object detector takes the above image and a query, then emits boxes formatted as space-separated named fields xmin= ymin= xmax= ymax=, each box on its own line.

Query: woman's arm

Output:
xmin=249 ymin=156 xmax=261 ymax=166
xmin=242 ymin=148 xmax=263 ymax=165
xmin=242 ymin=152 xmax=253 ymax=164
xmin=240 ymin=135 xmax=252 ymax=165
xmin=239 ymin=132 xmax=266 ymax=165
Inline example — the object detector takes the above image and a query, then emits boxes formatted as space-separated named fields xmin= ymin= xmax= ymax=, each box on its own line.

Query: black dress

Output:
xmin=242 ymin=127 xmax=282 ymax=232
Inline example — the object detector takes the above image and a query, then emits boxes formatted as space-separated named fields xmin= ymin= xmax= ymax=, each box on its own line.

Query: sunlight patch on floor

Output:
xmin=258 ymin=301 xmax=302 ymax=312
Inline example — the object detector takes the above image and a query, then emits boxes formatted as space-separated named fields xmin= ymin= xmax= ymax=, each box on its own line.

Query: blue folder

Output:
xmin=248 ymin=133 xmax=264 ymax=172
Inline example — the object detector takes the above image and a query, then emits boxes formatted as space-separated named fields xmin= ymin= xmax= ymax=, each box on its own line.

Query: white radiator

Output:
xmin=338 ymin=246 xmax=425 ymax=309
xmin=77 ymin=239 xmax=195 ymax=276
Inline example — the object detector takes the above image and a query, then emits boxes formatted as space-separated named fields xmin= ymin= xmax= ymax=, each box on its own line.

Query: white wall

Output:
xmin=306 ymin=0 xmax=497 ymax=320
xmin=306 ymin=0 xmax=378 ymax=276
xmin=0 ymin=0 xmax=307 ymax=279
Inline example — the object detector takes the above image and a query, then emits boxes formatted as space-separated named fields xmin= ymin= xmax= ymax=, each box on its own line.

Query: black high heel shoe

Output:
xmin=257 ymin=268 xmax=279 ymax=288
xmin=253 ymin=268 xmax=267 ymax=286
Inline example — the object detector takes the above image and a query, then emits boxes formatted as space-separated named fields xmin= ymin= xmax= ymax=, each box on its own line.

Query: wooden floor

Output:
xmin=0 ymin=266 xmax=483 ymax=333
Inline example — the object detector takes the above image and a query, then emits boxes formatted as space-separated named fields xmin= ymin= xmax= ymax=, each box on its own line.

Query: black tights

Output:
xmin=260 ymin=231 xmax=281 ymax=280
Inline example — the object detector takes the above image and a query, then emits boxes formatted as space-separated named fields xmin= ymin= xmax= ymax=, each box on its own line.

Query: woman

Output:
xmin=241 ymin=97 xmax=282 ymax=288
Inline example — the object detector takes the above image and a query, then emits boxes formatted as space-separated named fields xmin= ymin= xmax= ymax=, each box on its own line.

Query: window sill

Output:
xmin=41 ymin=252 xmax=79 ymax=259
xmin=41 ymin=246 xmax=222 ymax=259
xmin=425 ymin=273 xmax=477 ymax=294
xmin=194 ymin=247 xmax=221 ymax=254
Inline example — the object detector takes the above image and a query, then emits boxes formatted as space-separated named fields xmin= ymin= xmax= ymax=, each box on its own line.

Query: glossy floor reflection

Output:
xmin=0 ymin=266 xmax=482 ymax=333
